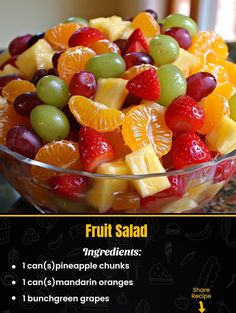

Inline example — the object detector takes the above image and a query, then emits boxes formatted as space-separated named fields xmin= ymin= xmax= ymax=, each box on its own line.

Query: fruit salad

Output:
xmin=1 ymin=10 xmax=236 ymax=213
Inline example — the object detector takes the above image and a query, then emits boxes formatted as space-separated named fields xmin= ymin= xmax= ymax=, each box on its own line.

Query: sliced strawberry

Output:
xmin=78 ymin=127 xmax=115 ymax=172
xmin=212 ymin=153 xmax=235 ymax=183
xmin=165 ymin=95 xmax=205 ymax=132
xmin=127 ymin=28 xmax=149 ymax=53
xmin=126 ymin=68 xmax=160 ymax=101
xmin=48 ymin=174 xmax=90 ymax=200
xmin=141 ymin=175 xmax=185 ymax=210
xmin=126 ymin=40 xmax=147 ymax=53
xmin=171 ymin=132 xmax=211 ymax=169
xmin=68 ymin=27 xmax=106 ymax=47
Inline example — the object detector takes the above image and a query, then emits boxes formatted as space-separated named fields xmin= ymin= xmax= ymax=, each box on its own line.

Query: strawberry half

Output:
xmin=171 ymin=132 xmax=212 ymax=169
xmin=78 ymin=127 xmax=115 ymax=172
xmin=141 ymin=175 xmax=185 ymax=210
xmin=48 ymin=174 xmax=90 ymax=200
xmin=127 ymin=28 xmax=149 ymax=53
xmin=126 ymin=41 xmax=147 ymax=54
xmin=165 ymin=95 xmax=205 ymax=132
xmin=68 ymin=27 xmax=106 ymax=47
xmin=126 ymin=68 xmax=160 ymax=101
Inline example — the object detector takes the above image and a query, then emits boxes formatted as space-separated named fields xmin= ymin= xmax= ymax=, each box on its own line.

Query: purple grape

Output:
xmin=27 ymin=32 xmax=45 ymax=48
xmin=114 ymin=39 xmax=128 ymax=56
xmin=123 ymin=93 xmax=142 ymax=109
xmin=124 ymin=52 xmax=154 ymax=69
xmin=14 ymin=92 xmax=42 ymax=117
xmin=6 ymin=125 xmax=43 ymax=159
xmin=31 ymin=69 xmax=48 ymax=85
xmin=47 ymin=68 xmax=58 ymax=76
xmin=144 ymin=9 xmax=158 ymax=21
xmin=52 ymin=51 xmax=64 ymax=69
xmin=164 ymin=27 xmax=192 ymax=50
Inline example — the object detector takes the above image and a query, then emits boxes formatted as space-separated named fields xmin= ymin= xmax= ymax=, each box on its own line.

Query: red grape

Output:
xmin=8 ymin=34 xmax=32 ymax=56
xmin=186 ymin=72 xmax=217 ymax=101
xmin=6 ymin=125 xmax=43 ymax=159
xmin=0 ymin=74 xmax=21 ymax=95
xmin=14 ymin=92 xmax=42 ymax=117
xmin=27 ymin=32 xmax=45 ymax=48
xmin=164 ymin=27 xmax=192 ymax=50
xmin=124 ymin=52 xmax=154 ymax=69
xmin=69 ymin=71 xmax=97 ymax=97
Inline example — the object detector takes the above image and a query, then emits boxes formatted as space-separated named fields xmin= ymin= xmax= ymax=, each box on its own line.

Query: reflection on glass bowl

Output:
xmin=0 ymin=144 xmax=235 ymax=214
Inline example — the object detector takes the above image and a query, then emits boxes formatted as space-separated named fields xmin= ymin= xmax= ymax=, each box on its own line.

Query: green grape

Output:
xmin=36 ymin=75 xmax=69 ymax=109
xmin=64 ymin=16 xmax=88 ymax=26
xmin=149 ymin=34 xmax=179 ymax=66
xmin=157 ymin=64 xmax=187 ymax=106
xmin=229 ymin=94 xmax=236 ymax=121
xmin=162 ymin=13 xmax=199 ymax=38
xmin=85 ymin=53 xmax=125 ymax=79
xmin=30 ymin=105 xmax=70 ymax=142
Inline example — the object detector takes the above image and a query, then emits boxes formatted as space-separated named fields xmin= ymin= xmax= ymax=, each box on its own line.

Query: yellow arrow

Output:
xmin=198 ymin=301 xmax=206 ymax=313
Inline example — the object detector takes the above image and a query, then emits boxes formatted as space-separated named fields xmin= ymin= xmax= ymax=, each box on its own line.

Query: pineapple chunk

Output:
xmin=125 ymin=144 xmax=171 ymax=198
xmin=119 ymin=24 xmax=135 ymax=40
xmin=187 ymin=181 xmax=224 ymax=203
xmin=87 ymin=160 xmax=129 ymax=212
xmin=161 ymin=197 xmax=198 ymax=213
xmin=89 ymin=16 xmax=131 ymax=41
xmin=0 ymin=50 xmax=11 ymax=67
xmin=94 ymin=78 xmax=128 ymax=109
xmin=15 ymin=39 xmax=54 ymax=79
xmin=0 ymin=64 xmax=22 ymax=77
xmin=173 ymin=48 xmax=197 ymax=77
xmin=206 ymin=116 xmax=236 ymax=154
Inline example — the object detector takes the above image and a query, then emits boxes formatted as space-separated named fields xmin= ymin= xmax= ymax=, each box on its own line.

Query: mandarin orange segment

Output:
xmin=208 ymin=56 xmax=236 ymax=86
xmin=122 ymin=64 xmax=157 ymax=80
xmin=31 ymin=140 xmax=81 ymax=182
xmin=122 ymin=103 xmax=172 ymax=157
xmin=199 ymin=93 xmax=227 ymax=135
xmin=103 ymin=127 xmax=132 ymax=159
xmin=188 ymin=31 xmax=228 ymax=65
xmin=214 ymin=82 xmax=235 ymax=100
xmin=2 ymin=80 xmax=36 ymax=103
xmin=132 ymin=12 xmax=160 ymax=38
xmin=58 ymin=46 xmax=96 ymax=84
xmin=69 ymin=95 xmax=124 ymax=132
xmin=88 ymin=39 xmax=121 ymax=55
xmin=0 ymin=98 xmax=31 ymax=144
xmin=44 ymin=23 xmax=82 ymax=50
xmin=191 ymin=63 xmax=229 ymax=85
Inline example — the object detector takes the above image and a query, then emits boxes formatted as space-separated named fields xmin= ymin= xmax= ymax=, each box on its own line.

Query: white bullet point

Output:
xmin=12 ymin=265 xmax=16 ymax=269
xmin=12 ymin=296 xmax=16 ymax=300
xmin=12 ymin=280 xmax=16 ymax=285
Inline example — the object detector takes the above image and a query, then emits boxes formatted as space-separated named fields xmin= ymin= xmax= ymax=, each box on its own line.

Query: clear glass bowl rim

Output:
xmin=1 ymin=144 xmax=236 ymax=180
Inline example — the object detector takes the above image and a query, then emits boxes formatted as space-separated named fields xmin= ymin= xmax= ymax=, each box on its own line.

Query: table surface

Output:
xmin=1 ymin=174 xmax=236 ymax=214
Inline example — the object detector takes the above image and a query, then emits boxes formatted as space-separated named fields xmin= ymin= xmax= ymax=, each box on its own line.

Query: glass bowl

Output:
xmin=0 ymin=143 xmax=236 ymax=214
